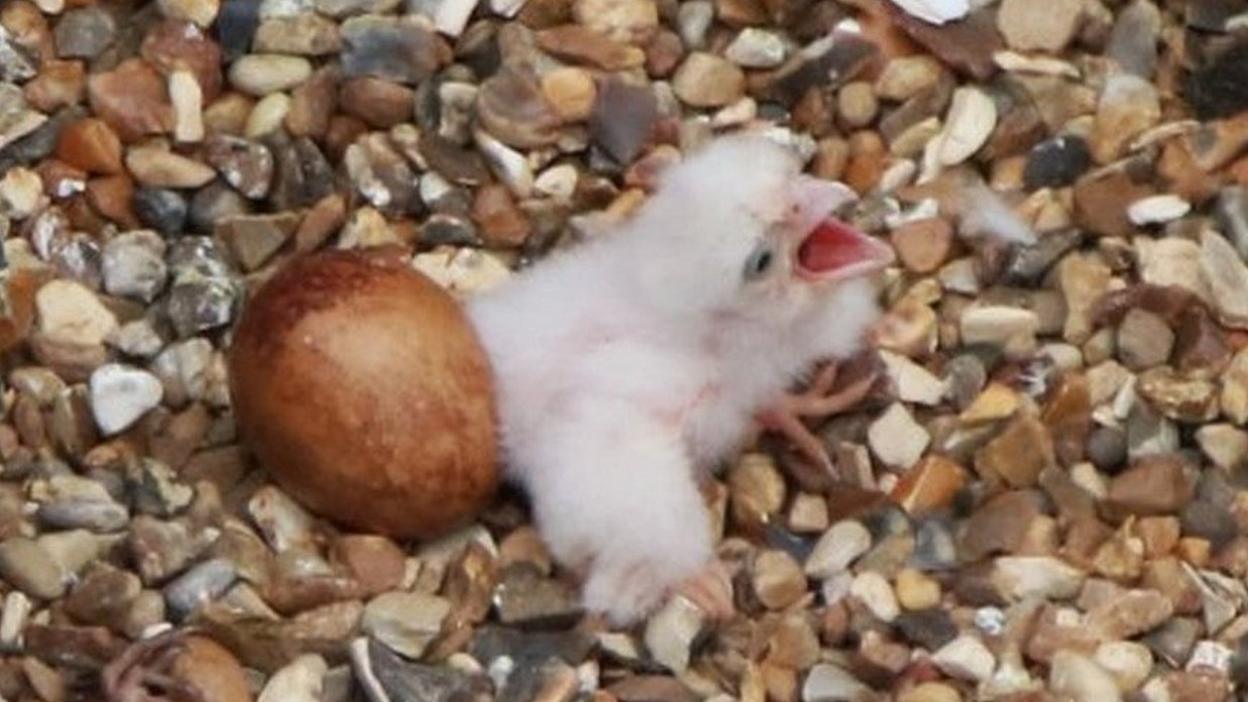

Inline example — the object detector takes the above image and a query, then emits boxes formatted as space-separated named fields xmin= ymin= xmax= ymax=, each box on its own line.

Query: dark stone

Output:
xmin=1181 ymin=500 xmax=1238 ymax=547
xmin=1186 ymin=41 xmax=1248 ymax=120
xmin=1144 ymin=617 xmax=1200 ymax=667
xmin=216 ymin=0 xmax=261 ymax=61
xmin=757 ymin=30 xmax=877 ymax=106
xmin=419 ymin=133 xmax=491 ymax=186
xmin=340 ymin=16 xmax=441 ymax=85
xmin=1024 ymin=135 xmax=1092 ymax=190
xmin=470 ymin=626 xmax=595 ymax=666
xmin=366 ymin=638 xmax=492 ymax=702
xmin=0 ymin=106 xmax=84 ymax=173
xmin=421 ymin=214 xmax=481 ymax=247
xmin=894 ymin=609 xmax=958 ymax=651
xmin=54 ymin=6 xmax=117 ymax=60
xmin=885 ymin=5 xmax=1002 ymax=80
xmin=188 ymin=181 xmax=251 ymax=235
xmin=589 ymin=78 xmax=659 ymax=167
xmin=1186 ymin=0 xmax=1248 ymax=31
xmin=1003 ymin=228 xmax=1083 ymax=284
xmin=493 ymin=563 xmax=583 ymax=630
xmin=133 ymin=187 xmax=189 ymax=237
xmin=268 ymin=136 xmax=336 ymax=211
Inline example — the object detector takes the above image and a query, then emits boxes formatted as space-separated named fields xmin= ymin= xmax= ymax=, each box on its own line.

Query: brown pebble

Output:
xmin=339 ymin=77 xmax=415 ymax=129
xmin=86 ymin=59 xmax=174 ymax=142
xmin=55 ymin=118 xmax=123 ymax=175
xmin=890 ymin=218 xmax=953 ymax=274
xmin=23 ymin=59 xmax=86 ymax=112
xmin=472 ymin=184 xmax=531 ymax=249
xmin=85 ymin=175 xmax=140 ymax=229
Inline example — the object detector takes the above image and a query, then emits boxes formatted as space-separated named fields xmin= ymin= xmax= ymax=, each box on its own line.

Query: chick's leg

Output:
xmin=756 ymin=361 xmax=878 ymax=476
xmin=522 ymin=398 xmax=720 ymax=625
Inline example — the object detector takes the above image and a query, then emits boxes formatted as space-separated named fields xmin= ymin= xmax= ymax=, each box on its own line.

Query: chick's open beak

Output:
xmin=786 ymin=176 xmax=895 ymax=282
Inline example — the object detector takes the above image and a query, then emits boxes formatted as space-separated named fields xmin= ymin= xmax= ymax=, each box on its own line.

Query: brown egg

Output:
xmin=229 ymin=248 xmax=498 ymax=539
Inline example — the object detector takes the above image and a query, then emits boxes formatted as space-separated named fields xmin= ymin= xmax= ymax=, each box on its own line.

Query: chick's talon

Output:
xmin=671 ymin=561 xmax=735 ymax=621
xmin=757 ymin=362 xmax=878 ymax=479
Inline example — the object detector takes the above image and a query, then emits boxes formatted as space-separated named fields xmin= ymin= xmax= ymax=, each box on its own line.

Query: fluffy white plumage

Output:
xmin=467 ymin=135 xmax=891 ymax=623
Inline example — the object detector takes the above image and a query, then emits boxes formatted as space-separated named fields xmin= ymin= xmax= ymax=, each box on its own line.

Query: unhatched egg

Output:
xmin=229 ymin=248 xmax=498 ymax=539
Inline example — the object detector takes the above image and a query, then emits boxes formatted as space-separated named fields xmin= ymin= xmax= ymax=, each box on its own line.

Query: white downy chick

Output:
xmin=466 ymin=134 xmax=895 ymax=624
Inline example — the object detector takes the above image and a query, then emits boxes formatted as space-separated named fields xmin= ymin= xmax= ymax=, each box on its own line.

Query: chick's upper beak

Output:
xmin=786 ymin=175 xmax=895 ymax=282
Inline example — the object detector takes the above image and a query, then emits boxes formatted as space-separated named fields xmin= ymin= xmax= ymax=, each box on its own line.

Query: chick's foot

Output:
xmin=756 ymin=362 xmax=878 ymax=479
xmin=672 ymin=560 xmax=735 ymax=620
xmin=102 ymin=627 xmax=206 ymax=702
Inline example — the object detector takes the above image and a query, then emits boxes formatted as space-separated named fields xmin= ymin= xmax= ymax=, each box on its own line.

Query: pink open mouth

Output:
xmin=796 ymin=218 xmax=895 ymax=280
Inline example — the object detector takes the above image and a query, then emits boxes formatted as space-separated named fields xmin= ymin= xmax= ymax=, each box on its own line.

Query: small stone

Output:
xmin=881 ymin=350 xmax=947 ymax=405
xmin=340 ymin=77 xmax=415 ymax=129
xmin=960 ymin=305 xmax=1039 ymax=357
xmin=476 ymin=65 xmax=562 ymax=150
xmin=1128 ymin=194 xmax=1191 ymax=225
xmin=932 ymin=634 xmax=994 ymax=682
xmin=895 ymin=568 xmax=941 ymax=611
xmin=56 ymin=118 xmax=122 ymax=175
xmin=850 ymin=571 xmax=899 ymax=623
xmin=753 ymin=550 xmax=806 ymax=610
xmin=1091 ymin=74 xmax=1160 ymax=164
xmin=0 ymin=84 xmax=48 ymax=153
xmin=1094 ymin=641 xmax=1152 ymax=693
xmin=1117 ymin=308 xmax=1174 ymax=371
xmin=1074 ymin=170 xmax=1155 ymax=238
xmin=891 ymin=455 xmax=968 ymax=516
xmin=997 ymin=0 xmax=1083 ymax=52
xmin=102 ymin=230 xmax=168 ymax=302
xmin=89 ymin=364 xmax=163 ymax=435
xmin=228 ymin=54 xmax=312 ymax=96
xmin=87 ymin=59 xmax=174 ymax=142
xmin=331 ymin=535 xmax=405 ymax=597
xmin=254 ymin=13 xmax=342 ymax=55
xmin=959 ymin=382 xmax=1020 ymax=425
xmin=54 ymin=6 xmax=116 ymax=59
xmin=125 ymin=147 xmax=215 ymax=189
xmin=588 ymin=77 xmax=658 ymax=166
xmin=572 ymin=0 xmax=657 ymax=44
xmin=728 ymin=452 xmax=785 ymax=531
xmin=494 ymin=564 xmax=582 ymax=628
xmin=891 ymin=217 xmax=952 ymax=274
xmin=363 ymin=592 xmax=450 ymax=659
xmin=217 ymin=213 xmax=297 ymax=271
xmin=937 ymin=86 xmax=996 ymax=165
xmin=204 ymin=134 xmax=273 ymax=200
xmin=990 ymin=556 xmax=1085 ymax=601
xmin=1088 ymin=589 xmax=1173 ymax=638
xmin=959 ymin=490 xmax=1043 ymax=560
xmin=1196 ymin=424 xmax=1248 ymax=472
xmin=644 ymin=596 xmax=704 ymax=673
xmin=875 ymin=56 xmax=943 ymax=102
xmin=259 ymin=654 xmax=327 ymax=702
xmin=340 ymin=16 xmax=441 ymax=85
xmin=1024 ymin=135 xmax=1091 ymax=190
xmin=536 ymin=25 xmax=644 ymax=71
xmin=0 ymin=538 xmax=64 ymax=599
xmin=0 ymin=166 xmax=43 ymax=217
xmin=974 ymin=414 xmax=1056 ymax=488
xmin=169 ymin=70 xmax=204 ymax=143
xmin=1050 ymin=650 xmax=1122 ymax=702
xmin=164 ymin=558 xmax=236 ymax=620
xmin=802 ymin=664 xmax=867 ymax=702
xmin=541 ymin=67 xmax=597 ymax=123
xmin=35 ymin=280 xmax=117 ymax=346
xmin=1201 ymin=230 xmax=1248 ymax=329
xmin=1137 ymin=367 xmax=1219 ymax=423
xmin=724 ymin=28 xmax=788 ymax=68
xmin=672 ymin=52 xmax=746 ymax=109
xmin=1107 ymin=455 xmax=1194 ymax=516
xmin=837 ymin=82 xmax=878 ymax=130
xmin=867 ymin=403 xmax=930 ymax=470
xmin=133 ymin=187 xmax=188 ymax=235
xmin=806 ymin=520 xmax=871 ymax=580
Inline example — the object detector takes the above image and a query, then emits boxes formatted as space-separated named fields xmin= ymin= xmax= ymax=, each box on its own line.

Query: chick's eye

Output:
xmin=743 ymin=246 xmax=774 ymax=281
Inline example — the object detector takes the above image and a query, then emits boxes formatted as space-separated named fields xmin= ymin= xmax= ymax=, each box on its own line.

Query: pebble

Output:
xmin=102 ymin=230 xmax=168 ymax=303
xmin=937 ymin=86 xmax=996 ymax=165
xmin=164 ymin=558 xmax=237 ymax=620
xmin=867 ymin=403 xmax=930 ymax=470
xmin=89 ymin=364 xmax=163 ymax=435
xmin=890 ymin=0 xmax=968 ymax=26
xmin=340 ymin=16 xmax=441 ymax=84
xmin=53 ymin=6 xmax=116 ymax=60
xmin=1128 ymin=194 xmax=1192 ymax=225
xmin=849 ymin=571 xmax=899 ymax=623
xmin=932 ymin=634 xmax=995 ymax=682
xmin=673 ymin=53 xmax=746 ymax=109
xmin=573 ymin=0 xmax=658 ymax=44
xmin=35 ymin=280 xmax=118 ymax=347
xmin=87 ymin=59 xmax=174 ymax=142
xmin=228 ymin=54 xmax=312 ymax=96
xmin=1117 ymin=308 xmax=1174 ymax=371
xmin=254 ymin=13 xmax=342 ymax=55
xmin=259 ymin=654 xmax=329 ymax=702
xmin=802 ymin=664 xmax=868 ymax=702
xmin=1024 ymin=135 xmax=1091 ymax=190
xmin=806 ymin=520 xmax=871 ymax=580
xmin=133 ymin=187 xmax=189 ymax=235
xmin=362 ymin=592 xmax=450 ymax=659
xmin=753 ymin=550 xmax=807 ymax=610
xmin=1091 ymin=73 xmax=1160 ymax=164
xmin=997 ymin=0 xmax=1084 ymax=52
xmin=724 ymin=28 xmax=788 ymax=68
xmin=1201 ymin=230 xmax=1248 ymax=329
xmin=1049 ymin=650 xmax=1123 ymax=702
xmin=990 ymin=556 xmax=1085 ymax=601
xmin=125 ymin=147 xmax=216 ymax=189
xmin=0 ymin=538 xmax=65 ymax=599
xmin=643 ymin=596 xmax=704 ymax=673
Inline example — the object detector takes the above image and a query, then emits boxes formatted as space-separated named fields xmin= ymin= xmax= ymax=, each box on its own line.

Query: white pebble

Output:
xmin=1127 ymin=194 xmax=1191 ymax=225
xmin=89 ymin=364 xmax=164 ymax=435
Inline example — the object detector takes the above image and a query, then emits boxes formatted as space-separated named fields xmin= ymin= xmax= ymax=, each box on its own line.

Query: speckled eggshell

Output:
xmin=229 ymin=248 xmax=498 ymax=539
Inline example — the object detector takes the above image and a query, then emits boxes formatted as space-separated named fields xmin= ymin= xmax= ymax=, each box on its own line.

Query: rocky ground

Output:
xmin=2 ymin=0 xmax=1248 ymax=699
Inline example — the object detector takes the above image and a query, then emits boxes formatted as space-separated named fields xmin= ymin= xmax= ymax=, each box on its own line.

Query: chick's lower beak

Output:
xmin=786 ymin=176 xmax=895 ymax=282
